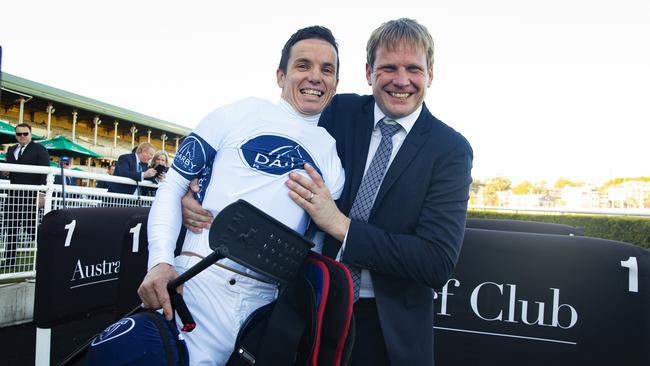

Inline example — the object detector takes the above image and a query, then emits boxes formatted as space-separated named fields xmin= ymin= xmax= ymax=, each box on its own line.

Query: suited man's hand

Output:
xmin=286 ymin=163 xmax=350 ymax=242
xmin=143 ymin=168 xmax=157 ymax=179
xmin=181 ymin=178 xmax=213 ymax=233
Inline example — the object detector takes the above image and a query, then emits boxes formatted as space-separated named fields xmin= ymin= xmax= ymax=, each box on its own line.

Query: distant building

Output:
xmin=606 ymin=181 xmax=650 ymax=208
xmin=469 ymin=177 xmax=650 ymax=211
xmin=496 ymin=190 xmax=510 ymax=207
xmin=539 ymin=194 xmax=558 ymax=207
xmin=507 ymin=193 xmax=545 ymax=208
xmin=559 ymin=186 xmax=603 ymax=209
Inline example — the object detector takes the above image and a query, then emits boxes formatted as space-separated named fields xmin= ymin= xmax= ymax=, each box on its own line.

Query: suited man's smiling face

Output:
xmin=366 ymin=43 xmax=433 ymax=119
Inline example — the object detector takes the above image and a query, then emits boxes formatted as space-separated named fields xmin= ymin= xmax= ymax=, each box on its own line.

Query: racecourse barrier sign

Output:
xmin=434 ymin=228 xmax=648 ymax=366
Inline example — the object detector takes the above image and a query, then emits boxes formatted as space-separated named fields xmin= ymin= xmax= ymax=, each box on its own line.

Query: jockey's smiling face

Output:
xmin=277 ymin=38 xmax=339 ymax=116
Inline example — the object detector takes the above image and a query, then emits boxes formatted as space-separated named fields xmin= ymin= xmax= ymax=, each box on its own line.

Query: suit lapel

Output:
xmin=372 ymin=105 xmax=433 ymax=210
xmin=7 ymin=145 xmax=17 ymax=162
xmin=346 ymin=101 xmax=375 ymax=211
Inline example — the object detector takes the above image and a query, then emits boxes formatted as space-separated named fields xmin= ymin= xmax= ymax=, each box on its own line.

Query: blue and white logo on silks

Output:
xmin=173 ymin=133 xmax=216 ymax=180
xmin=91 ymin=318 xmax=135 ymax=346
xmin=173 ymin=135 xmax=205 ymax=176
xmin=240 ymin=134 xmax=321 ymax=176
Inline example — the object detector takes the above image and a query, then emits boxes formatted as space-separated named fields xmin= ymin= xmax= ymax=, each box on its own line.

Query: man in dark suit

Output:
xmin=2 ymin=123 xmax=50 ymax=268
xmin=286 ymin=19 xmax=473 ymax=365
xmin=108 ymin=142 xmax=157 ymax=194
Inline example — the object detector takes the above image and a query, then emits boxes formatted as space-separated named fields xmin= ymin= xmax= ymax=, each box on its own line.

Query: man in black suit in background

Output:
xmin=2 ymin=123 xmax=50 ymax=268
xmin=108 ymin=142 xmax=157 ymax=195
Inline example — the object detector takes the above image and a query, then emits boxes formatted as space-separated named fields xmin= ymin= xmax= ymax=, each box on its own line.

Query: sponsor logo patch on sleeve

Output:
xmin=172 ymin=133 xmax=216 ymax=180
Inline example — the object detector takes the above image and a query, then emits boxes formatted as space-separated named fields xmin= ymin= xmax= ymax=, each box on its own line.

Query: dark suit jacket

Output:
xmin=54 ymin=172 xmax=76 ymax=186
xmin=5 ymin=141 xmax=50 ymax=185
xmin=319 ymin=94 xmax=473 ymax=365
xmin=108 ymin=152 xmax=147 ymax=194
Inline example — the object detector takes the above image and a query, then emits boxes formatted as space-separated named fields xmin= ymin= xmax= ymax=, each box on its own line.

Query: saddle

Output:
xmin=167 ymin=200 xmax=355 ymax=366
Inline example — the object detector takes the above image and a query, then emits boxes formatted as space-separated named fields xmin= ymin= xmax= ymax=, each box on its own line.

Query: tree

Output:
xmin=482 ymin=177 xmax=511 ymax=206
xmin=513 ymin=180 xmax=549 ymax=195
xmin=554 ymin=177 xmax=584 ymax=189
xmin=484 ymin=177 xmax=511 ymax=192
xmin=512 ymin=181 xmax=534 ymax=194
xmin=601 ymin=176 xmax=650 ymax=190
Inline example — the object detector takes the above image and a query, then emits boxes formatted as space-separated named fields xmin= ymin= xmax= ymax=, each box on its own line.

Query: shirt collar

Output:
xmin=278 ymin=98 xmax=321 ymax=124
xmin=373 ymin=104 xmax=422 ymax=135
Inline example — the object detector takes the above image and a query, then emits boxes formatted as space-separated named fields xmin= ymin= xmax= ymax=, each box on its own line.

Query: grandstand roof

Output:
xmin=0 ymin=72 xmax=190 ymax=136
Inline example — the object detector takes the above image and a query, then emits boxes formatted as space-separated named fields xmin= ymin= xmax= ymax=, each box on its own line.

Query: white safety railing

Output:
xmin=0 ymin=162 xmax=157 ymax=280
xmin=469 ymin=205 xmax=650 ymax=217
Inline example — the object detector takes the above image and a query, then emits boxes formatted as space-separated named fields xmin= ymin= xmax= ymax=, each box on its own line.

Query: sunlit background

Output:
xmin=2 ymin=0 xmax=648 ymax=184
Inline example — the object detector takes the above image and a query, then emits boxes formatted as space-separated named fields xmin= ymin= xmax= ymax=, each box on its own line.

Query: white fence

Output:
xmin=3 ymin=162 xmax=648 ymax=280
xmin=0 ymin=162 xmax=157 ymax=280
xmin=469 ymin=205 xmax=650 ymax=217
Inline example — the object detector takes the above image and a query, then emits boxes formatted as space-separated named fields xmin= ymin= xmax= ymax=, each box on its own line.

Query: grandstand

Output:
xmin=0 ymin=72 xmax=190 ymax=176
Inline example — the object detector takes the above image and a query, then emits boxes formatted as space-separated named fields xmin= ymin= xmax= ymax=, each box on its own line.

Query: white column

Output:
xmin=113 ymin=121 xmax=119 ymax=148
xmin=147 ymin=129 xmax=152 ymax=143
xmin=46 ymin=103 xmax=55 ymax=139
xmin=18 ymin=97 xmax=26 ymax=124
xmin=71 ymin=110 xmax=78 ymax=141
xmin=161 ymin=133 xmax=168 ymax=151
xmin=130 ymin=125 xmax=138 ymax=149
xmin=93 ymin=116 xmax=101 ymax=146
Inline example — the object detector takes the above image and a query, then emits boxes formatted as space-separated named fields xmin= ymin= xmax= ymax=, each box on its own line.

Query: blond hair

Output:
xmin=366 ymin=18 xmax=434 ymax=70
xmin=136 ymin=142 xmax=155 ymax=154
xmin=150 ymin=150 xmax=170 ymax=168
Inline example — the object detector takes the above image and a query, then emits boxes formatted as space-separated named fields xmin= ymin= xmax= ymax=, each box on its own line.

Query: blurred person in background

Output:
xmin=3 ymin=123 xmax=50 ymax=183
xmin=149 ymin=150 xmax=169 ymax=183
xmin=143 ymin=150 xmax=170 ymax=196
xmin=108 ymin=142 xmax=157 ymax=195
xmin=1 ymin=123 xmax=50 ymax=269
xmin=96 ymin=164 xmax=116 ymax=189
xmin=54 ymin=156 xmax=75 ymax=186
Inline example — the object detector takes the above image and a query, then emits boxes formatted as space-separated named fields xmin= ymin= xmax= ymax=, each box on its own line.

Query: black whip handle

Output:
xmin=167 ymin=250 xmax=224 ymax=332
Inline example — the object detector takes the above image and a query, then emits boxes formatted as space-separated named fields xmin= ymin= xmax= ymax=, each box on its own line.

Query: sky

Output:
xmin=1 ymin=0 xmax=648 ymax=185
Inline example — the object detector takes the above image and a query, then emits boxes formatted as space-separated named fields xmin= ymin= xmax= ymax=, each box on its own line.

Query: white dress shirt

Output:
xmin=14 ymin=144 xmax=27 ymax=160
xmin=342 ymin=103 xmax=423 ymax=298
